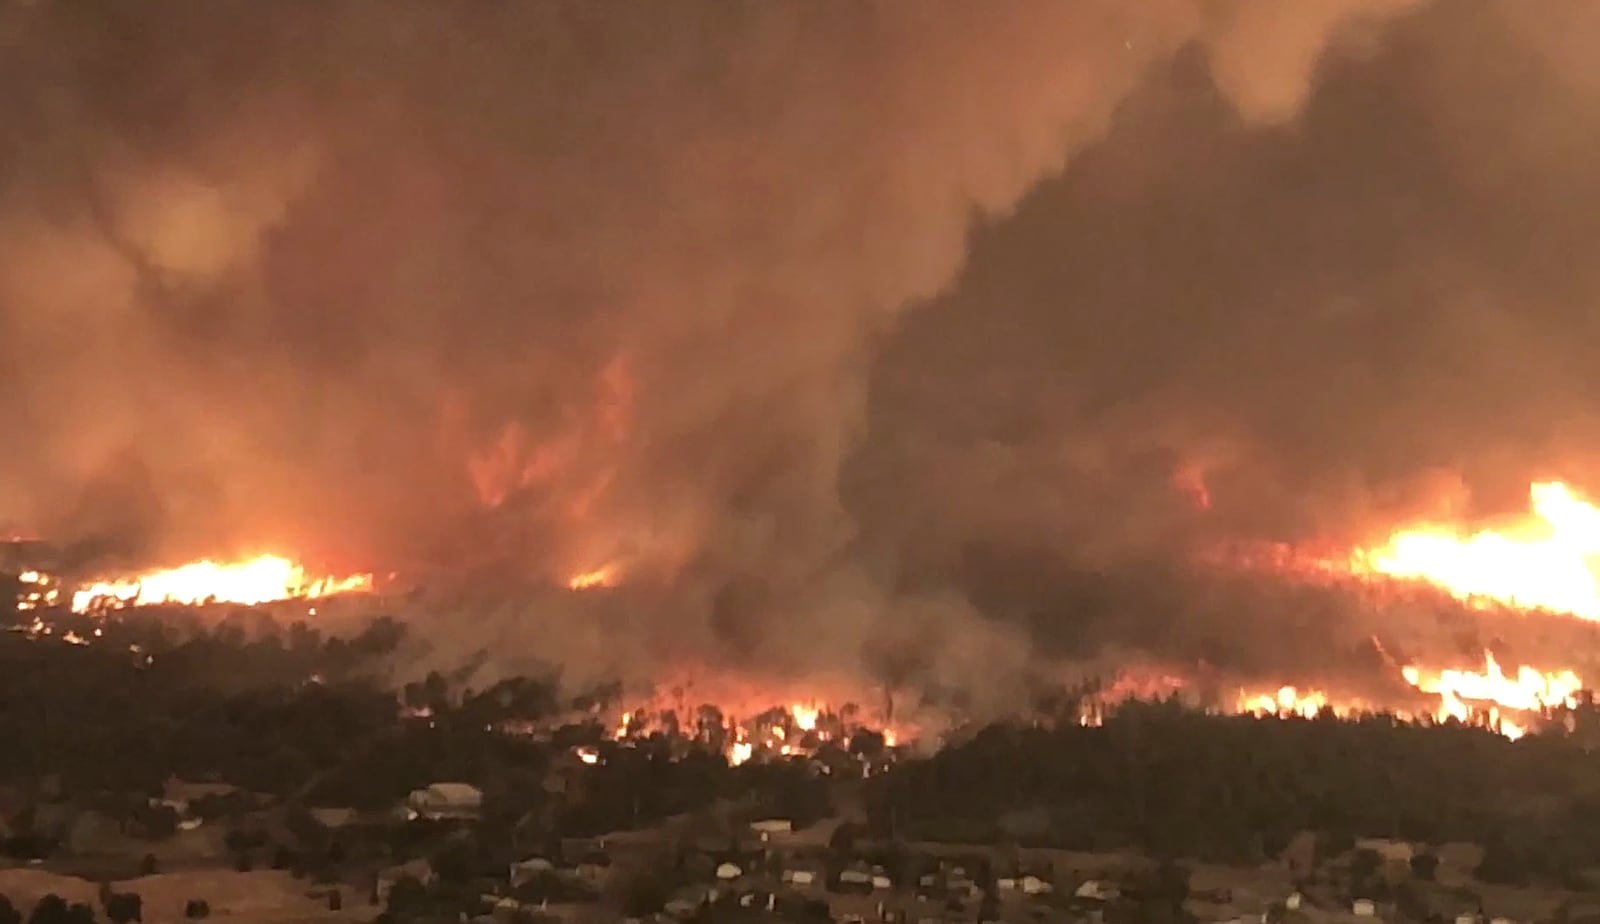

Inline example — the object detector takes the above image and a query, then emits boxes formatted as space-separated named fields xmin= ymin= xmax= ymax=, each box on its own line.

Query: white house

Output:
xmin=509 ymin=857 xmax=555 ymax=887
xmin=378 ymin=858 xmax=437 ymax=901
xmin=406 ymin=782 xmax=484 ymax=820
xmin=749 ymin=818 xmax=793 ymax=843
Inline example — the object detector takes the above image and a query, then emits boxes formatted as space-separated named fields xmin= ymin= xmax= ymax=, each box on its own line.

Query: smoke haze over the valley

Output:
xmin=4 ymin=0 xmax=1600 ymax=702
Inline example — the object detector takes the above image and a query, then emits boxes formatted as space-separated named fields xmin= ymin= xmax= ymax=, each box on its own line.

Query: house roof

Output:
xmin=418 ymin=783 xmax=484 ymax=804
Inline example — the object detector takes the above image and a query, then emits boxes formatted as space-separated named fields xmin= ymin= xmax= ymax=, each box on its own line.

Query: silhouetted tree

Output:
xmin=1409 ymin=852 xmax=1439 ymax=881
xmin=103 ymin=893 xmax=140 ymax=924
xmin=27 ymin=894 xmax=67 ymax=924
xmin=1477 ymin=836 xmax=1531 ymax=886
xmin=616 ymin=869 xmax=670 ymax=918
xmin=978 ymin=890 xmax=999 ymax=923
xmin=828 ymin=822 xmax=860 ymax=855
xmin=385 ymin=876 xmax=426 ymax=914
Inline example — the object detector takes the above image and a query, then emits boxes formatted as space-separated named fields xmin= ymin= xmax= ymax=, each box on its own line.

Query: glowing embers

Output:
xmin=609 ymin=700 xmax=903 ymax=767
xmin=1352 ymin=481 xmax=1600 ymax=619
xmin=14 ymin=570 xmax=62 ymax=611
xmin=1237 ymin=686 xmax=1337 ymax=720
xmin=70 ymin=554 xmax=372 ymax=613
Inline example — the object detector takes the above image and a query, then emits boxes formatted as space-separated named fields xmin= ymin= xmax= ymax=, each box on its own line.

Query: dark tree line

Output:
xmin=867 ymin=698 xmax=1600 ymax=883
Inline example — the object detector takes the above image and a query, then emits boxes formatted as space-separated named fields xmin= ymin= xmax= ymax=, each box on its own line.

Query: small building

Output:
xmin=407 ymin=782 xmax=484 ymax=820
xmin=1355 ymin=839 xmax=1414 ymax=863
xmin=1075 ymin=880 xmax=1116 ymax=901
xmin=309 ymin=807 xmax=358 ymax=829
xmin=378 ymin=858 xmax=437 ymax=901
xmin=510 ymin=857 xmax=556 ymax=888
xmin=781 ymin=858 xmax=825 ymax=889
xmin=163 ymin=778 xmax=241 ymax=814
xmin=1018 ymin=875 xmax=1052 ymax=896
xmin=749 ymin=819 xmax=793 ymax=843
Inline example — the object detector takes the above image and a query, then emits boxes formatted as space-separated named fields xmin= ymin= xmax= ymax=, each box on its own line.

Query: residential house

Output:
xmin=995 ymin=875 xmax=1052 ymax=897
xmin=309 ymin=807 xmax=358 ymax=829
xmin=839 ymin=867 xmax=875 ymax=894
xmin=163 ymin=778 xmax=241 ymax=816
xmin=407 ymin=782 xmax=484 ymax=820
xmin=781 ymin=856 xmax=827 ymax=891
xmin=749 ymin=818 xmax=793 ymax=844
xmin=378 ymin=858 xmax=437 ymax=901
xmin=510 ymin=857 xmax=556 ymax=888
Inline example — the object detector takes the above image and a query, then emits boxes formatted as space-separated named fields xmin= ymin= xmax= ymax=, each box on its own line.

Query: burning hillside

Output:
xmin=8 ymin=478 xmax=1600 ymax=750
xmin=6 ymin=552 xmax=372 ymax=618
xmin=1196 ymin=479 xmax=1600 ymax=738
xmin=68 ymin=554 xmax=373 ymax=613
xmin=7 ymin=2 xmax=1600 ymax=763
xmin=1352 ymin=481 xmax=1600 ymax=619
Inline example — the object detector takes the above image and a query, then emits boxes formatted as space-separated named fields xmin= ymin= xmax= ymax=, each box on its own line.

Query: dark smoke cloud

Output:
xmin=14 ymin=0 xmax=1594 ymax=706
xmin=848 ymin=0 xmax=1600 ymax=688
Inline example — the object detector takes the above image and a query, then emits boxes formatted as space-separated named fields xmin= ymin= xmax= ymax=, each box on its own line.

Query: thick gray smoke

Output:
xmin=11 ymin=0 xmax=1595 ymax=708
xmin=851 ymin=0 xmax=1600 ymax=686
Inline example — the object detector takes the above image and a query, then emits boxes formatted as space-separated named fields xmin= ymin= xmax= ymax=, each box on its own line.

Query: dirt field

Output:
xmin=0 ymin=867 xmax=379 ymax=924
xmin=0 ymin=866 xmax=102 ymax=909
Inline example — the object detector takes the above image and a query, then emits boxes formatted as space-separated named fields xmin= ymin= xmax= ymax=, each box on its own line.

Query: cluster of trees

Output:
xmin=0 ymin=614 xmax=408 ymax=793
xmin=1 ymin=611 xmax=842 ymax=857
xmin=45 ymin=606 xmax=1600 ymax=896
xmin=866 ymin=697 xmax=1600 ymax=884
xmin=0 ymin=888 xmax=213 ymax=924
xmin=0 ymin=891 xmax=141 ymax=924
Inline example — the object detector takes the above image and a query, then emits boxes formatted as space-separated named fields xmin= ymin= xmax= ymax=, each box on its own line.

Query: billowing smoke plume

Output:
xmin=12 ymin=0 xmax=1595 ymax=708
xmin=851 ymin=0 xmax=1600 ymax=687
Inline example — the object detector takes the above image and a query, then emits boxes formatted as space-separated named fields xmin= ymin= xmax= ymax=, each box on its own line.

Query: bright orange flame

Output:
xmin=1237 ymin=686 xmax=1334 ymax=720
xmin=1354 ymin=481 xmax=1600 ymax=618
xmin=790 ymin=703 xmax=820 ymax=731
xmin=567 ymin=565 xmax=617 ymax=591
xmin=71 ymin=555 xmax=372 ymax=613
xmin=1404 ymin=650 xmax=1580 ymax=717
xmin=1235 ymin=651 xmax=1581 ymax=739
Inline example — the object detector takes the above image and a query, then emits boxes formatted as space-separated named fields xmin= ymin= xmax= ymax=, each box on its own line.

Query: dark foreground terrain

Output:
xmin=3 ymin=609 xmax=1600 ymax=924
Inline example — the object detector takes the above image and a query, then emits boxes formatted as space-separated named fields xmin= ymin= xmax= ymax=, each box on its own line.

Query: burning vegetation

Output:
xmin=7 ymin=477 xmax=1600 ymax=750
xmin=67 ymin=555 xmax=373 ymax=614
xmin=1207 ymin=479 xmax=1600 ymax=740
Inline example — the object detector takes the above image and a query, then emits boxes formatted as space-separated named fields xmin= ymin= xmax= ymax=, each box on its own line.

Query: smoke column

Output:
xmin=22 ymin=1 xmax=1600 ymax=702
